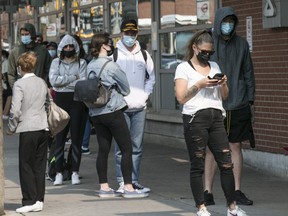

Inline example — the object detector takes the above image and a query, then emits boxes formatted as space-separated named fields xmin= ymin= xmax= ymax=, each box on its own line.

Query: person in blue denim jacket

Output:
xmin=88 ymin=32 xmax=148 ymax=198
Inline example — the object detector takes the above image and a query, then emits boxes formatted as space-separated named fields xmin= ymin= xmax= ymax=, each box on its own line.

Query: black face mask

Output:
xmin=106 ymin=38 xmax=114 ymax=56
xmin=197 ymin=52 xmax=211 ymax=64
xmin=62 ymin=49 xmax=76 ymax=58
xmin=107 ymin=46 xmax=114 ymax=56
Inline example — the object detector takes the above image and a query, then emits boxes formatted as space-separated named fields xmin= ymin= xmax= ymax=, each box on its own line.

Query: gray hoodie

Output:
xmin=49 ymin=34 xmax=87 ymax=92
xmin=211 ymin=7 xmax=255 ymax=110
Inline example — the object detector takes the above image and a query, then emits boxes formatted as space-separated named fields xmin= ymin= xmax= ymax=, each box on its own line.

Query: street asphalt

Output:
xmin=2 ymin=121 xmax=288 ymax=216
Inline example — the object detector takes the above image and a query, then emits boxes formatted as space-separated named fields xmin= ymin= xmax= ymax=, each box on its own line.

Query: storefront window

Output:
xmin=71 ymin=6 xmax=104 ymax=39
xmin=110 ymin=0 xmax=152 ymax=35
xmin=110 ymin=2 xmax=123 ymax=35
xmin=71 ymin=0 xmax=102 ymax=7
xmin=1 ymin=13 xmax=9 ymax=50
xmin=160 ymin=0 xmax=215 ymax=28
xmin=39 ymin=0 xmax=64 ymax=13
xmin=40 ymin=14 xmax=64 ymax=43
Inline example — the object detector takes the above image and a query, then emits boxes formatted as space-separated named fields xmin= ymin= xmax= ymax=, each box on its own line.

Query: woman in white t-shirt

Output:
xmin=174 ymin=30 xmax=248 ymax=216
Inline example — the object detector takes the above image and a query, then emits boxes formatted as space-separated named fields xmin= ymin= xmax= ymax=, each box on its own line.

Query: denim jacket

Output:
xmin=88 ymin=57 xmax=130 ymax=116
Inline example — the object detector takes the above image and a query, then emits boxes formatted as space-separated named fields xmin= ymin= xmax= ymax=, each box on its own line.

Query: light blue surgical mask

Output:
xmin=48 ymin=50 xmax=57 ymax=58
xmin=21 ymin=35 xmax=32 ymax=45
xmin=122 ymin=35 xmax=136 ymax=47
xmin=221 ymin=22 xmax=235 ymax=35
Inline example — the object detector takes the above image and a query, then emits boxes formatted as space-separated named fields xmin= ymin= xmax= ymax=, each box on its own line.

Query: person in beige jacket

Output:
xmin=7 ymin=51 xmax=49 ymax=213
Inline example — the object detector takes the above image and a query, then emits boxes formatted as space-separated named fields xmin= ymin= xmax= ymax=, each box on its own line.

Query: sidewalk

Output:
xmin=3 ymin=125 xmax=288 ymax=216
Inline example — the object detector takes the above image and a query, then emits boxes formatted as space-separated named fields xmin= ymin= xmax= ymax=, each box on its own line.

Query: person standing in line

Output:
xmin=88 ymin=32 xmax=148 ymax=198
xmin=204 ymin=6 xmax=255 ymax=206
xmin=73 ymin=34 xmax=93 ymax=155
xmin=49 ymin=34 xmax=87 ymax=186
xmin=2 ymin=50 xmax=12 ymax=119
xmin=8 ymin=23 xmax=52 ymax=88
xmin=46 ymin=41 xmax=58 ymax=60
xmin=7 ymin=51 xmax=49 ymax=213
xmin=113 ymin=19 xmax=155 ymax=193
xmin=174 ymin=29 xmax=249 ymax=216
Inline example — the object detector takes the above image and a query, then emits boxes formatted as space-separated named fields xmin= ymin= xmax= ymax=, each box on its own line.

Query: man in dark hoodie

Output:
xmin=8 ymin=23 xmax=52 ymax=88
xmin=204 ymin=7 xmax=255 ymax=206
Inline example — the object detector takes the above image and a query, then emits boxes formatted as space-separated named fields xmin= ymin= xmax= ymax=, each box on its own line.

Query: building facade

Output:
xmin=1 ymin=0 xmax=288 ymax=178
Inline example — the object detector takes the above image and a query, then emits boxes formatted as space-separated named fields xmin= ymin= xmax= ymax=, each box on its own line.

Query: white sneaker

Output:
xmin=197 ymin=207 xmax=211 ymax=216
xmin=227 ymin=206 xmax=248 ymax=216
xmin=16 ymin=201 xmax=43 ymax=213
xmin=116 ymin=182 xmax=125 ymax=193
xmin=71 ymin=172 xmax=81 ymax=185
xmin=53 ymin=173 xmax=63 ymax=185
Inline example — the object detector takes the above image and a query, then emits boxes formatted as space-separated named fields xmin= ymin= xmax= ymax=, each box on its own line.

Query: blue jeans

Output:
xmin=82 ymin=116 xmax=91 ymax=149
xmin=114 ymin=109 xmax=146 ymax=183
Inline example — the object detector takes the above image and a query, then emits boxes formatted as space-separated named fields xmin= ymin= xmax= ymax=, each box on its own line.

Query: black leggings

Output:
xmin=91 ymin=110 xmax=133 ymax=184
xmin=183 ymin=108 xmax=235 ymax=206
xmin=53 ymin=92 xmax=87 ymax=172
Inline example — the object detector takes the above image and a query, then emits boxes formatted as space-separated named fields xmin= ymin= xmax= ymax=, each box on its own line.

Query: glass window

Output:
xmin=110 ymin=0 xmax=152 ymax=35
xmin=160 ymin=0 xmax=215 ymax=28
xmin=40 ymin=14 xmax=64 ymax=43
xmin=71 ymin=6 xmax=104 ymax=39
xmin=160 ymin=31 xmax=194 ymax=69
xmin=71 ymin=0 xmax=102 ymax=7
xmin=39 ymin=0 xmax=64 ymax=13
xmin=1 ymin=13 xmax=9 ymax=50
xmin=110 ymin=2 xmax=123 ymax=35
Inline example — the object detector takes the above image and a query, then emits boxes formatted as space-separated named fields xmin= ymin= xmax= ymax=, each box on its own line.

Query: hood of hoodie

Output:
xmin=57 ymin=34 xmax=80 ymax=58
xmin=213 ymin=6 xmax=238 ymax=39
xmin=20 ymin=23 xmax=36 ymax=39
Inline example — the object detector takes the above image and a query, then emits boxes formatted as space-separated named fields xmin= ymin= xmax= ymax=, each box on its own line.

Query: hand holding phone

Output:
xmin=208 ymin=73 xmax=224 ymax=80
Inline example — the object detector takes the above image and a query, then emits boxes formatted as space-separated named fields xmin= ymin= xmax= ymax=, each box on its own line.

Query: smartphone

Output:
xmin=208 ymin=73 xmax=224 ymax=80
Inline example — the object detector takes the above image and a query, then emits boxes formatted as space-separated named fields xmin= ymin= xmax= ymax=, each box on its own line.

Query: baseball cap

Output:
xmin=120 ymin=19 xmax=138 ymax=32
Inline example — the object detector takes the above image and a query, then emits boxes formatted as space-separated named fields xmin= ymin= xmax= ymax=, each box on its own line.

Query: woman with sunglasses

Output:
xmin=49 ymin=34 xmax=87 ymax=186
xmin=174 ymin=30 xmax=248 ymax=216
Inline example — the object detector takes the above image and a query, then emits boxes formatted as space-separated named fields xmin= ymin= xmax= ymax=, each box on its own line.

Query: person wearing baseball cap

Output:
xmin=113 ymin=19 xmax=155 ymax=195
xmin=119 ymin=19 xmax=139 ymax=48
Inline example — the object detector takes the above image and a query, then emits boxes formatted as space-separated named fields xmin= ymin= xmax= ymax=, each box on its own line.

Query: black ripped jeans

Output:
xmin=183 ymin=108 xmax=235 ymax=207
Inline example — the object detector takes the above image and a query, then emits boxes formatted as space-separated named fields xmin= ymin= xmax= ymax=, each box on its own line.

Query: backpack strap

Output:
xmin=113 ymin=48 xmax=118 ymax=62
xmin=113 ymin=47 xmax=150 ymax=80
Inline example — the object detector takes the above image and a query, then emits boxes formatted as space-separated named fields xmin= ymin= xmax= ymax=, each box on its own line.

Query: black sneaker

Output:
xmin=81 ymin=147 xmax=91 ymax=155
xmin=235 ymin=190 xmax=253 ymax=205
xmin=204 ymin=190 xmax=215 ymax=206
xmin=132 ymin=183 xmax=151 ymax=193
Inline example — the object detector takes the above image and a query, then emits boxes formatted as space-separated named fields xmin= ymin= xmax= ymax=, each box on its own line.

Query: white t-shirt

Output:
xmin=174 ymin=61 xmax=225 ymax=116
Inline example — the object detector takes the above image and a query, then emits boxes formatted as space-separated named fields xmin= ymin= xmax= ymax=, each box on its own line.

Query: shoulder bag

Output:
xmin=74 ymin=60 xmax=112 ymax=108
xmin=47 ymin=91 xmax=70 ymax=137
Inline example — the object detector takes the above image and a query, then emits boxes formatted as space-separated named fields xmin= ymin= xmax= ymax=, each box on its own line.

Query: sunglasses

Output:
xmin=198 ymin=48 xmax=215 ymax=56
xmin=63 ymin=44 xmax=74 ymax=49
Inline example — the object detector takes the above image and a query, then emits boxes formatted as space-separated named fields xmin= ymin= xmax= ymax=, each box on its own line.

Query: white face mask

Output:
xmin=48 ymin=50 xmax=57 ymax=58
xmin=17 ymin=66 xmax=22 ymax=77
xmin=21 ymin=35 xmax=32 ymax=45
xmin=122 ymin=35 xmax=137 ymax=47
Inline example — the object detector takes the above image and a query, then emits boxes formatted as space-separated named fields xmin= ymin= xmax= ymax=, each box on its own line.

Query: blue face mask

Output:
xmin=48 ymin=50 xmax=57 ymax=58
xmin=122 ymin=35 xmax=136 ymax=47
xmin=21 ymin=35 xmax=32 ymax=45
xmin=221 ymin=22 xmax=235 ymax=35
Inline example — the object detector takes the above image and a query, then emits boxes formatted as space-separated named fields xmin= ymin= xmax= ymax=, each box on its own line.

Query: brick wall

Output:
xmin=222 ymin=0 xmax=288 ymax=154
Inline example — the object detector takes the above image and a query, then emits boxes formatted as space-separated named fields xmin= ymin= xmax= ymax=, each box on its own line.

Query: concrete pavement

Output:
xmin=3 ymin=122 xmax=288 ymax=216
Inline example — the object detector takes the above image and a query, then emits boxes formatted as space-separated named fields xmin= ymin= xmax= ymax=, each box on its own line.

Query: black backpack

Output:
xmin=46 ymin=138 xmax=72 ymax=182
xmin=113 ymin=48 xmax=150 ymax=80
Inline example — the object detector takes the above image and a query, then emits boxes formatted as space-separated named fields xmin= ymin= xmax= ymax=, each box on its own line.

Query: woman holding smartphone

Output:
xmin=174 ymin=29 xmax=248 ymax=216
